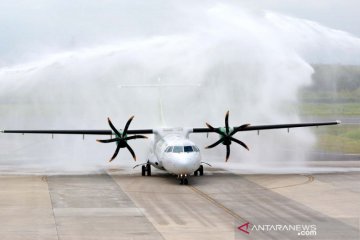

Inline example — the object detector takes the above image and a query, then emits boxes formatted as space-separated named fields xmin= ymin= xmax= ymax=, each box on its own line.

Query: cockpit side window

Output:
xmin=173 ymin=146 xmax=183 ymax=153
xmin=184 ymin=146 xmax=193 ymax=152
xmin=192 ymin=146 xmax=200 ymax=152
xmin=165 ymin=146 xmax=173 ymax=152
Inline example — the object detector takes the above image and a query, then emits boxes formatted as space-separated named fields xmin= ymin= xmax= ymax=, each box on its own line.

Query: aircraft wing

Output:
xmin=1 ymin=129 xmax=154 ymax=135
xmin=192 ymin=121 xmax=341 ymax=133
xmin=1 ymin=121 xmax=340 ymax=136
xmin=0 ymin=114 xmax=340 ymax=162
xmin=1 ymin=117 xmax=153 ymax=162
xmin=1 ymin=116 xmax=153 ymax=136
xmin=191 ymin=117 xmax=340 ymax=161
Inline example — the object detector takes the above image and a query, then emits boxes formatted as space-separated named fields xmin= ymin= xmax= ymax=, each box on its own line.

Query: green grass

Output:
xmin=298 ymin=87 xmax=360 ymax=116
xmin=300 ymin=89 xmax=360 ymax=103
xmin=299 ymin=103 xmax=360 ymax=116
xmin=298 ymin=88 xmax=360 ymax=153
xmin=344 ymin=129 xmax=360 ymax=140
xmin=313 ymin=125 xmax=360 ymax=153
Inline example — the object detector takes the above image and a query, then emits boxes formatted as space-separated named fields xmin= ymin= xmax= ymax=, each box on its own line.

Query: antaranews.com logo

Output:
xmin=238 ymin=222 xmax=317 ymax=237
xmin=236 ymin=218 xmax=359 ymax=239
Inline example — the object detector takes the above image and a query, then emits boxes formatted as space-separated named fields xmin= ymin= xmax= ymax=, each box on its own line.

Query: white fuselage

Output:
xmin=147 ymin=128 xmax=201 ymax=175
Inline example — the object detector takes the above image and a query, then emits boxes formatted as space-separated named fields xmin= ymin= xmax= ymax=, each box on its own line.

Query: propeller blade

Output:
xmin=123 ymin=116 xmax=134 ymax=135
xmin=229 ymin=136 xmax=249 ymax=151
xmin=225 ymin=111 xmax=229 ymax=134
xmin=123 ymin=135 xmax=148 ymax=141
xmin=125 ymin=142 xmax=137 ymax=161
xmin=201 ymin=161 xmax=212 ymax=167
xmin=239 ymin=123 xmax=251 ymax=129
xmin=109 ymin=144 xmax=121 ymax=162
xmin=226 ymin=144 xmax=230 ymax=162
xmin=205 ymin=138 xmax=224 ymax=149
xmin=206 ymin=122 xmax=215 ymax=130
xmin=96 ymin=138 xmax=119 ymax=143
xmin=133 ymin=163 xmax=146 ymax=169
xmin=206 ymin=123 xmax=225 ymax=136
xmin=108 ymin=118 xmax=122 ymax=137
xmin=230 ymin=124 xmax=251 ymax=137
xmin=101 ymin=116 xmax=149 ymax=163
xmin=203 ymin=112 xmax=250 ymax=162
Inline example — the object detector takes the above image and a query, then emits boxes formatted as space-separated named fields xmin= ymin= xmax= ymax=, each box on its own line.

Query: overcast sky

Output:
xmin=238 ymin=0 xmax=360 ymax=37
xmin=0 ymin=0 xmax=359 ymax=66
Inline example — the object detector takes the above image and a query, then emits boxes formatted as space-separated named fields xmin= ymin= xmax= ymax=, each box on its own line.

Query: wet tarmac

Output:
xmin=0 ymin=163 xmax=359 ymax=239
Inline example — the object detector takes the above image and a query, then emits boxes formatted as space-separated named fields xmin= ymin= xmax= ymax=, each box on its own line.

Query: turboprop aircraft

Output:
xmin=1 ymin=111 xmax=340 ymax=184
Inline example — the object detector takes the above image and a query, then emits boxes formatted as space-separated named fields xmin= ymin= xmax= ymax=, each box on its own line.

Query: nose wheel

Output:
xmin=178 ymin=174 xmax=189 ymax=185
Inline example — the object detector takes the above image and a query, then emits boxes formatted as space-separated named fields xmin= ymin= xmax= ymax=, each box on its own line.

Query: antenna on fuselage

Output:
xmin=157 ymin=77 xmax=166 ymax=127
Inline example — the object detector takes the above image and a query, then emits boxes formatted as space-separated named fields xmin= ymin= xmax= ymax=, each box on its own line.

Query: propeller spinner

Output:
xmin=97 ymin=116 xmax=147 ymax=162
xmin=205 ymin=111 xmax=250 ymax=161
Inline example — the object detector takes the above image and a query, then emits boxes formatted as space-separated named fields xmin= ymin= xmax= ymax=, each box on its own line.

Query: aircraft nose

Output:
xmin=178 ymin=156 xmax=193 ymax=167
xmin=172 ymin=153 xmax=200 ymax=174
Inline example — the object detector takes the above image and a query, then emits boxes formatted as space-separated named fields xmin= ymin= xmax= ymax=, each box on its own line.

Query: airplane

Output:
xmin=1 ymin=111 xmax=340 ymax=185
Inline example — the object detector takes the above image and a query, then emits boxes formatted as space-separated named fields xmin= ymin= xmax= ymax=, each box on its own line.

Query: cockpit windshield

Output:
xmin=192 ymin=146 xmax=200 ymax=152
xmin=166 ymin=145 xmax=200 ymax=153
xmin=173 ymin=146 xmax=183 ymax=153
xmin=184 ymin=146 xmax=193 ymax=152
xmin=165 ymin=146 xmax=173 ymax=152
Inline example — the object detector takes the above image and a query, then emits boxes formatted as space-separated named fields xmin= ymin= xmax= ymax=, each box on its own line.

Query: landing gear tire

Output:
xmin=141 ymin=165 xmax=146 ymax=176
xmin=141 ymin=162 xmax=151 ymax=176
xmin=199 ymin=165 xmax=204 ymax=176
xmin=146 ymin=163 xmax=151 ymax=176
xmin=194 ymin=165 xmax=204 ymax=176
xmin=179 ymin=175 xmax=188 ymax=185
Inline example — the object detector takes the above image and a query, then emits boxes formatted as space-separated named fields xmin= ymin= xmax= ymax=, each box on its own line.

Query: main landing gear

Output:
xmin=178 ymin=174 xmax=188 ymax=185
xmin=141 ymin=161 xmax=151 ymax=176
xmin=194 ymin=165 xmax=204 ymax=176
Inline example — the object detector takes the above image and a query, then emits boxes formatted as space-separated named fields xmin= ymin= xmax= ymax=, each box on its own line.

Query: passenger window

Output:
xmin=184 ymin=146 xmax=193 ymax=152
xmin=173 ymin=146 xmax=183 ymax=153
xmin=165 ymin=146 xmax=173 ymax=152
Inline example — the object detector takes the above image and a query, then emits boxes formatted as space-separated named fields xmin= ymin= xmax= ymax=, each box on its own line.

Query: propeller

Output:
xmin=205 ymin=111 xmax=250 ymax=162
xmin=97 ymin=116 xmax=147 ymax=162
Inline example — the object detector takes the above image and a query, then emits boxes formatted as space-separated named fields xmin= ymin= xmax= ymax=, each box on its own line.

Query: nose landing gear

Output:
xmin=178 ymin=174 xmax=188 ymax=185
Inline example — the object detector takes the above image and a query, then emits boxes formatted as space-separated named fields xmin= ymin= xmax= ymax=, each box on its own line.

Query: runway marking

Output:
xmin=43 ymin=175 xmax=60 ymax=240
xmin=189 ymin=185 xmax=250 ymax=224
xmin=268 ymin=175 xmax=315 ymax=190
xmin=41 ymin=176 xmax=47 ymax=182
